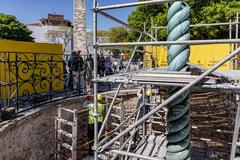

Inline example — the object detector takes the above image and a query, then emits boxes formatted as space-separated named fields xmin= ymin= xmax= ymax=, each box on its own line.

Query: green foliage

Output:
xmin=109 ymin=26 xmax=129 ymax=57
xmin=0 ymin=13 xmax=33 ymax=42
xmin=109 ymin=26 xmax=128 ymax=43
xmin=190 ymin=0 xmax=240 ymax=39
xmin=127 ymin=0 xmax=240 ymax=41
xmin=128 ymin=2 xmax=168 ymax=41
xmin=97 ymin=30 xmax=110 ymax=37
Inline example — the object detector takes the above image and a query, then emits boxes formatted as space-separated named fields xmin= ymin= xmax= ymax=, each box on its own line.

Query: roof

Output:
xmin=27 ymin=23 xmax=41 ymax=26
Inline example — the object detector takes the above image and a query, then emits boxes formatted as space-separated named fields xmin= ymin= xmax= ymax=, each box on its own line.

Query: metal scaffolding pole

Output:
xmin=153 ymin=21 xmax=240 ymax=29
xmin=111 ymin=126 xmax=141 ymax=160
xmin=97 ymin=39 xmax=240 ymax=47
xmin=99 ymin=47 xmax=240 ymax=152
xmin=110 ymin=150 xmax=161 ymax=160
xmin=93 ymin=1 xmax=240 ymax=159
xmin=98 ymin=10 xmax=156 ymax=41
xmin=93 ymin=0 xmax=98 ymax=159
xmin=98 ymin=33 xmax=143 ymax=139
xmin=230 ymin=95 xmax=240 ymax=160
xmin=235 ymin=12 xmax=239 ymax=70
xmin=230 ymin=20 xmax=233 ymax=70
xmin=96 ymin=0 xmax=180 ymax=11
xmin=99 ymin=94 xmax=147 ymax=146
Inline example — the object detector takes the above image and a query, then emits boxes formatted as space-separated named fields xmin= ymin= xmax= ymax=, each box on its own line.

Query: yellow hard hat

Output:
xmin=146 ymin=89 xmax=151 ymax=97
xmin=97 ymin=94 xmax=103 ymax=101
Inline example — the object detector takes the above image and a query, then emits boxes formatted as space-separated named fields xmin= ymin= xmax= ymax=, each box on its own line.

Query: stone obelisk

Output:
xmin=74 ymin=0 xmax=87 ymax=55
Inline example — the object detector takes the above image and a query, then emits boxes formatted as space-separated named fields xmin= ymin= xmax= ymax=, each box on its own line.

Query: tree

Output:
xmin=127 ymin=0 xmax=240 ymax=41
xmin=109 ymin=26 xmax=128 ymax=43
xmin=128 ymin=1 xmax=168 ymax=41
xmin=108 ymin=26 xmax=129 ymax=57
xmin=0 ymin=13 xmax=33 ymax=41
xmin=46 ymin=27 xmax=73 ymax=53
xmin=189 ymin=0 xmax=240 ymax=39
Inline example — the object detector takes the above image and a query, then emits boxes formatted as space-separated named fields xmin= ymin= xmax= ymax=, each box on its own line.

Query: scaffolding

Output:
xmin=91 ymin=0 xmax=240 ymax=160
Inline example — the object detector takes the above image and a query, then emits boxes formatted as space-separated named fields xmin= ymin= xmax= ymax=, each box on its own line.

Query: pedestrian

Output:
xmin=113 ymin=60 xmax=118 ymax=73
xmin=99 ymin=54 xmax=106 ymax=76
xmin=68 ymin=51 xmax=84 ymax=91
xmin=86 ymin=54 xmax=94 ymax=92
xmin=104 ymin=57 xmax=112 ymax=75
xmin=63 ymin=61 xmax=70 ymax=90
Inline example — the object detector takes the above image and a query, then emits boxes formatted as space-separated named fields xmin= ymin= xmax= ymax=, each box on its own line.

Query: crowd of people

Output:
xmin=64 ymin=51 xmax=136 ymax=92
xmin=97 ymin=53 xmax=128 ymax=76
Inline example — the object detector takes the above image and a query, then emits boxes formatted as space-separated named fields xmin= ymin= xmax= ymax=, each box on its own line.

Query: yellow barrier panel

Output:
xmin=0 ymin=40 xmax=63 ymax=99
xmin=145 ymin=44 xmax=234 ymax=71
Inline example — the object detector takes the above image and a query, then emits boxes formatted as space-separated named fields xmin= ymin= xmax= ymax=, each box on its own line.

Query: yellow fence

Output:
xmin=0 ymin=40 xmax=63 ymax=99
xmin=145 ymin=44 xmax=236 ymax=71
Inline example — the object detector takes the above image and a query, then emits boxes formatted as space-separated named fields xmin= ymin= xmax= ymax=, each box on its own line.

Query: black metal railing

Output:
xmin=0 ymin=51 xmax=140 ymax=120
xmin=0 ymin=52 xmax=86 ymax=114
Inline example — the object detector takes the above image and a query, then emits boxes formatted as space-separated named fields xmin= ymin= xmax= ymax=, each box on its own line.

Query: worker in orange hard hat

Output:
xmin=84 ymin=95 xmax=92 ymax=108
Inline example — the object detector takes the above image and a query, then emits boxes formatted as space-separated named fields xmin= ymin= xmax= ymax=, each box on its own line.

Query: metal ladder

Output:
xmin=230 ymin=95 xmax=240 ymax=160
xmin=55 ymin=108 xmax=78 ymax=160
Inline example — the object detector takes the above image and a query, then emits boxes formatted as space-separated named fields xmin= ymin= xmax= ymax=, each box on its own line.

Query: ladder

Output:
xmin=55 ymin=108 xmax=78 ymax=160
xmin=230 ymin=95 xmax=240 ymax=160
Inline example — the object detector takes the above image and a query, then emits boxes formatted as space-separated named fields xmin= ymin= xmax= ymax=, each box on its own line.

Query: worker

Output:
xmin=135 ymin=88 xmax=151 ymax=121
xmin=134 ymin=88 xmax=151 ymax=141
xmin=146 ymin=89 xmax=151 ymax=98
xmin=88 ymin=93 xmax=104 ymax=154
xmin=145 ymin=89 xmax=151 ymax=113
xmin=83 ymin=95 xmax=91 ymax=108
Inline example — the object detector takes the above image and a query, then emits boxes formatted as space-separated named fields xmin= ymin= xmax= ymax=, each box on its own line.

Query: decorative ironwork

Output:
xmin=0 ymin=52 xmax=86 ymax=114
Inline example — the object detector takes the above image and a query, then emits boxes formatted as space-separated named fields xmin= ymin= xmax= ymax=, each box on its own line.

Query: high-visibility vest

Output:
xmin=88 ymin=103 xmax=104 ymax=124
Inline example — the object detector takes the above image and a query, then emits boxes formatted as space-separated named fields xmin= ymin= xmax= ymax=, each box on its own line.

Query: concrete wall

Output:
xmin=0 ymin=96 xmax=88 ymax=160
xmin=0 ymin=89 xmax=139 ymax=160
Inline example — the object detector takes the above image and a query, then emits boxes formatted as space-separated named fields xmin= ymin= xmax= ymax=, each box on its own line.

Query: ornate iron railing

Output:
xmin=0 ymin=52 xmax=86 ymax=114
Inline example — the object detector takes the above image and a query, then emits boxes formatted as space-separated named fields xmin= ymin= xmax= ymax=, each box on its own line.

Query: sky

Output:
xmin=0 ymin=0 xmax=137 ymax=30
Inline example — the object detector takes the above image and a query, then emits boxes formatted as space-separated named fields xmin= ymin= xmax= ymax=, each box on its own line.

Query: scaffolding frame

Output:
xmin=92 ymin=1 xmax=240 ymax=159
xmin=150 ymin=12 xmax=239 ymax=70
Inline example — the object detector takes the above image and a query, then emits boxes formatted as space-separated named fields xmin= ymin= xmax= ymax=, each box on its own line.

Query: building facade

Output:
xmin=27 ymin=14 xmax=73 ymax=54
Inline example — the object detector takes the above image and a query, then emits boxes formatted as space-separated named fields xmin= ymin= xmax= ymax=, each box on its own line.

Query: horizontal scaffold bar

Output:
xmin=96 ymin=0 xmax=179 ymax=11
xmin=153 ymin=22 xmax=240 ymax=29
xmin=97 ymin=39 xmax=240 ymax=47
xmin=99 ymin=47 xmax=240 ymax=151
xmin=110 ymin=150 xmax=161 ymax=160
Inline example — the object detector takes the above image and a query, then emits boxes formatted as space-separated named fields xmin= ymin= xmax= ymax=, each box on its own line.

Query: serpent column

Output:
xmin=166 ymin=2 xmax=191 ymax=160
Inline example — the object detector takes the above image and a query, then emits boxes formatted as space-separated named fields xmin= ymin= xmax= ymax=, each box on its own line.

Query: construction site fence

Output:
xmin=144 ymin=43 xmax=240 ymax=70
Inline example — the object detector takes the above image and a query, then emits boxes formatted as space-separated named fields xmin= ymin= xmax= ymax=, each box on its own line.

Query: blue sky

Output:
xmin=0 ymin=0 xmax=137 ymax=30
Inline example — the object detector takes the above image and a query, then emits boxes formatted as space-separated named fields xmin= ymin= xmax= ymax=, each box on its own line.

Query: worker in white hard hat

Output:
xmin=88 ymin=93 xmax=104 ymax=154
